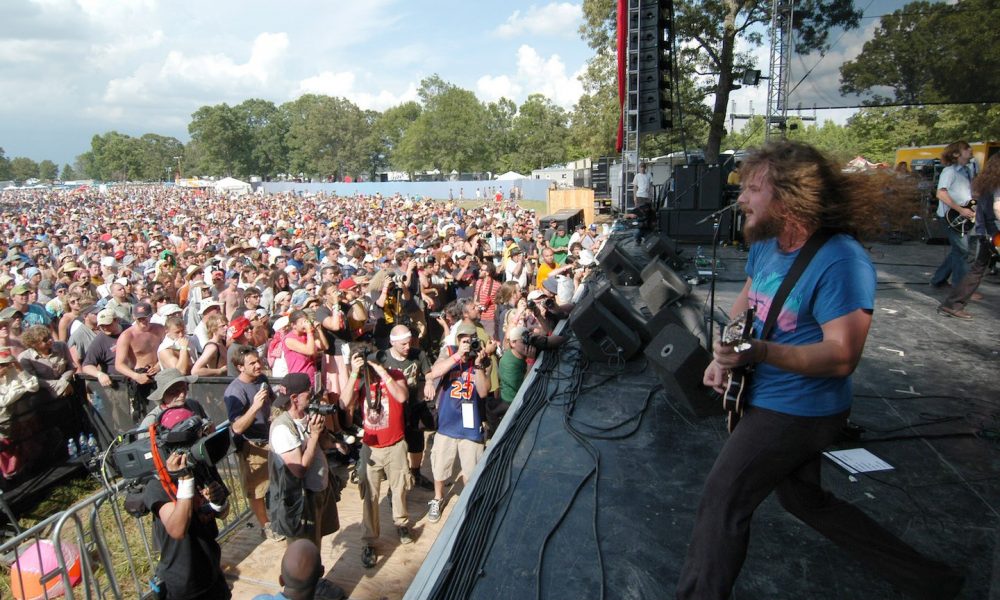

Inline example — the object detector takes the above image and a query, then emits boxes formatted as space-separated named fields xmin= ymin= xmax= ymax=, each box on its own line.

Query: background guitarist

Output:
xmin=676 ymin=141 xmax=964 ymax=600
xmin=930 ymin=140 xmax=976 ymax=289
xmin=938 ymin=153 xmax=1000 ymax=320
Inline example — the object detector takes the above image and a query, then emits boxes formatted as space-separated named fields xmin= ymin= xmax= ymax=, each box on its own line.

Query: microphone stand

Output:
xmin=696 ymin=202 xmax=739 ymax=349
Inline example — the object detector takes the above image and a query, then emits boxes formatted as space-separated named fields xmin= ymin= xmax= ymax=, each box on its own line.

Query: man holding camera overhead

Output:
xmin=341 ymin=343 xmax=410 ymax=568
xmin=267 ymin=372 xmax=340 ymax=548
xmin=425 ymin=321 xmax=492 ymax=524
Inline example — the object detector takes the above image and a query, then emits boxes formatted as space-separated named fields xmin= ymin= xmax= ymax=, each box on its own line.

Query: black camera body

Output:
xmin=520 ymin=331 xmax=548 ymax=350
xmin=307 ymin=401 xmax=338 ymax=416
xmin=466 ymin=336 xmax=482 ymax=359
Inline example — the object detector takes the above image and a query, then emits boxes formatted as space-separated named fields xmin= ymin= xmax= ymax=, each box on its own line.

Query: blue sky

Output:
xmin=1 ymin=0 xmax=592 ymax=166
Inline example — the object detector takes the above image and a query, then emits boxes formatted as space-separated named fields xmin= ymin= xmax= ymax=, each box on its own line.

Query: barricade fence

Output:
xmin=1 ymin=374 xmax=253 ymax=600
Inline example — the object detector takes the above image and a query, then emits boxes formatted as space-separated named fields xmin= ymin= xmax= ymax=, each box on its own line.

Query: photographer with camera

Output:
xmin=267 ymin=373 xmax=340 ymax=549
xmin=498 ymin=326 xmax=566 ymax=407
xmin=373 ymin=268 xmax=413 ymax=348
xmin=425 ymin=321 xmax=492 ymax=524
xmin=341 ymin=343 xmax=410 ymax=568
xmin=378 ymin=325 xmax=435 ymax=490
xmin=142 ymin=405 xmax=231 ymax=600
xmin=224 ymin=347 xmax=279 ymax=539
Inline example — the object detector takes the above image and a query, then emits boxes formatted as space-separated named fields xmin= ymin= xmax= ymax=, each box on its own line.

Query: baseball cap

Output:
xmin=227 ymin=316 xmax=251 ymax=340
xmin=337 ymin=277 xmax=358 ymax=291
xmin=273 ymin=372 xmax=311 ymax=409
xmin=10 ymin=284 xmax=30 ymax=296
xmin=96 ymin=308 xmax=117 ymax=326
xmin=132 ymin=303 xmax=153 ymax=319
xmin=199 ymin=300 xmax=222 ymax=315
xmin=527 ymin=290 xmax=546 ymax=302
xmin=454 ymin=321 xmax=477 ymax=337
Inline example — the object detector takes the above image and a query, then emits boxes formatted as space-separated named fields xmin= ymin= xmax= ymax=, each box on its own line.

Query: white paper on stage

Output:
xmin=823 ymin=448 xmax=894 ymax=474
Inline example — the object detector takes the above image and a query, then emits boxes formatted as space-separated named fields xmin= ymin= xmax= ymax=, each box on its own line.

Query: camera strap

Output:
xmin=148 ymin=423 xmax=178 ymax=502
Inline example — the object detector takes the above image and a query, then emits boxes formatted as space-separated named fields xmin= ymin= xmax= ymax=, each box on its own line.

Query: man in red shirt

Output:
xmin=342 ymin=348 xmax=409 ymax=569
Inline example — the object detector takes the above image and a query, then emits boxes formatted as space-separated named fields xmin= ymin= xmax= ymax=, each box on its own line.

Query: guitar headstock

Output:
xmin=721 ymin=307 xmax=755 ymax=353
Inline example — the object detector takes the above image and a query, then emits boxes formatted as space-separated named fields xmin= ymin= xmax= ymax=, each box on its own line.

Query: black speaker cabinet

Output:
xmin=590 ymin=281 xmax=656 ymax=343
xmin=570 ymin=288 xmax=642 ymax=362
xmin=699 ymin=165 xmax=723 ymax=210
xmin=644 ymin=323 xmax=722 ymax=418
xmin=642 ymin=234 xmax=685 ymax=270
xmin=671 ymin=165 xmax=698 ymax=210
xmin=597 ymin=242 xmax=642 ymax=286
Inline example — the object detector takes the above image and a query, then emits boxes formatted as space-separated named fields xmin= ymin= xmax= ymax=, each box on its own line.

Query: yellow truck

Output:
xmin=895 ymin=141 xmax=1000 ymax=174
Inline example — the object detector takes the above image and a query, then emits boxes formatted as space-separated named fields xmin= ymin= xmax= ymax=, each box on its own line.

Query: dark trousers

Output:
xmin=677 ymin=406 xmax=959 ymax=600
xmin=942 ymin=236 xmax=990 ymax=309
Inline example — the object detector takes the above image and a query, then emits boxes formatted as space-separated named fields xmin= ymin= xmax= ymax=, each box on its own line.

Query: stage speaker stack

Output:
xmin=596 ymin=241 xmax=642 ymax=286
xmin=644 ymin=323 xmax=721 ymax=417
xmin=642 ymin=234 xmax=685 ymax=270
xmin=570 ymin=283 xmax=643 ymax=362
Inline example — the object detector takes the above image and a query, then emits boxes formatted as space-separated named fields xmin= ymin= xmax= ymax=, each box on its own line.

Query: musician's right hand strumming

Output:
xmin=703 ymin=360 xmax=727 ymax=394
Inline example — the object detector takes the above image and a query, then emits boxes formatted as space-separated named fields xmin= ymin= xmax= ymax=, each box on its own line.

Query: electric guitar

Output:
xmin=720 ymin=307 xmax=755 ymax=433
xmin=945 ymin=201 xmax=976 ymax=234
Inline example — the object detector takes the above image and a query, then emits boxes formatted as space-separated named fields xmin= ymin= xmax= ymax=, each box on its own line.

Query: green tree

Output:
xmin=133 ymin=134 xmax=184 ymax=181
xmin=74 ymin=152 xmax=97 ymax=180
xmin=60 ymin=163 xmax=76 ymax=181
xmin=370 ymin=101 xmax=422 ymax=176
xmin=0 ymin=147 xmax=12 ymax=180
xmin=188 ymin=103 xmax=250 ymax=177
xmin=509 ymin=94 xmax=569 ymax=173
xmin=38 ymin=159 xmax=58 ymax=181
xmin=840 ymin=0 xmax=1000 ymax=105
xmin=235 ymin=99 xmax=288 ymax=178
xmin=397 ymin=76 xmax=489 ymax=175
xmin=484 ymin=97 xmax=517 ymax=172
xmin=10 ymin=156 xmax=39 ymax=182
xmin=283 ymin=94 xmax=371 ymax=180
xmin=89 ymin=131 xmax=142 ymax=181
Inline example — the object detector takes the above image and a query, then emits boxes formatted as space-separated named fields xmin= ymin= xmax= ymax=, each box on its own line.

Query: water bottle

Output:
xmin=87 ymin=434 xmax=98 ymax=455
xmin=67 ymin=438 xmax=78 ymax=458
xmin=79 ymin=433 xmax=89 ymax=456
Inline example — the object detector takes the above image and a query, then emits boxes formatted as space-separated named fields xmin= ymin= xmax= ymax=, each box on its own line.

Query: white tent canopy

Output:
xmin=496 ymin=171 xmax=526 ymax=180
xmin=215 ymin=177 xmax=251 ymax=194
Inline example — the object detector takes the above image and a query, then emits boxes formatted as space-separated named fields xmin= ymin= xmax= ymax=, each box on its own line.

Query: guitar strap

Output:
xmin=759 ymin=229 xmax=835 ymax=341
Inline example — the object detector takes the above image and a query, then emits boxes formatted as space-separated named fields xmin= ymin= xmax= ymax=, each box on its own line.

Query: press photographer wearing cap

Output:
xmin=497 ymin=325 xmax=565 ymax=412
xmin=342 ymin=342 xmax=410 ymax=568
xmin=141 ymin=381 xmax=230 ymax=600
xmin=424 ymin=321 xmax=491 ymax=524
xmin=267 ymin=373 xmax=340 ymax=547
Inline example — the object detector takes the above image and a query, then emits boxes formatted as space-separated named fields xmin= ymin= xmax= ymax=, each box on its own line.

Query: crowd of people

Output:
xmin=0 ymin=185 xmax=600 ymax=598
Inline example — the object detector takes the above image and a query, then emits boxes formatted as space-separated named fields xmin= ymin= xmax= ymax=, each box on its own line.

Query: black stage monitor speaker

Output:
xmin=644 ymin=323 xmax=722 ymax=418
xmin=597 ymin=242 xmax=642 ymax=286
xmin=699 ymin=165 xmax=723 ymax=210
xmin=642 ymin=234 xmax=685 ymax=270
xmin=570 ymin=288 xmax=642 ymax=362
xmin=640 ymin=270 xmax=686 ymax=314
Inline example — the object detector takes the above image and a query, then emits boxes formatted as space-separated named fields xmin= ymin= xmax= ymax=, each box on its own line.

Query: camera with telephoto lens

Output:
xmin=520 ymin=330 xmax=548 ymax=349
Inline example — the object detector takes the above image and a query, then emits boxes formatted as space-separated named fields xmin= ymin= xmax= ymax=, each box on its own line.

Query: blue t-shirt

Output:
xmin=224 ymin=375 xmax=271 ymax=446
xmin=435 ymin=347 xmax=485 ymax=442
xmin=745 ymin=234 xmax=875 ymax=417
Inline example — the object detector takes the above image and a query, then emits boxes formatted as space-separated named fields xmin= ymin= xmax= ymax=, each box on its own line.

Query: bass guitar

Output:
xmin=720 ymin=307 xmax=755 ymax=433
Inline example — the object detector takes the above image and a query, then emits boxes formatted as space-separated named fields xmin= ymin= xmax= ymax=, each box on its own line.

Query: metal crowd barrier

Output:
xmin=1 ymin=375 xmax=253 ymax=600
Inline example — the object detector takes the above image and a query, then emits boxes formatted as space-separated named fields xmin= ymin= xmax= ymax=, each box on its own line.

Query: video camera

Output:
xmin=111 ymin=412 xmax=231 ymax=489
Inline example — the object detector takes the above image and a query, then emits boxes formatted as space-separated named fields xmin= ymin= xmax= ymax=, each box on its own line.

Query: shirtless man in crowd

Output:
xmin=114 ymin=302 xmax=167 ymax=420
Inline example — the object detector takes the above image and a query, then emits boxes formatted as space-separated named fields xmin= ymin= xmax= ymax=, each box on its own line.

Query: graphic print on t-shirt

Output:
xmin=748 ymin=270 xmax=801 ymax=335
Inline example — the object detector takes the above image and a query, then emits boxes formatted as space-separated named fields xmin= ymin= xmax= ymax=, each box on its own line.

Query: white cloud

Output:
xmin=494 ymin=3 xmax=582 ymax=38
xmin=477 ymin=45 xmax=584 ymax=108
xmin=295 ymin=72 xmax=419 ymax=111
xmin=101 ymin=32 xmax=290 ymax=105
